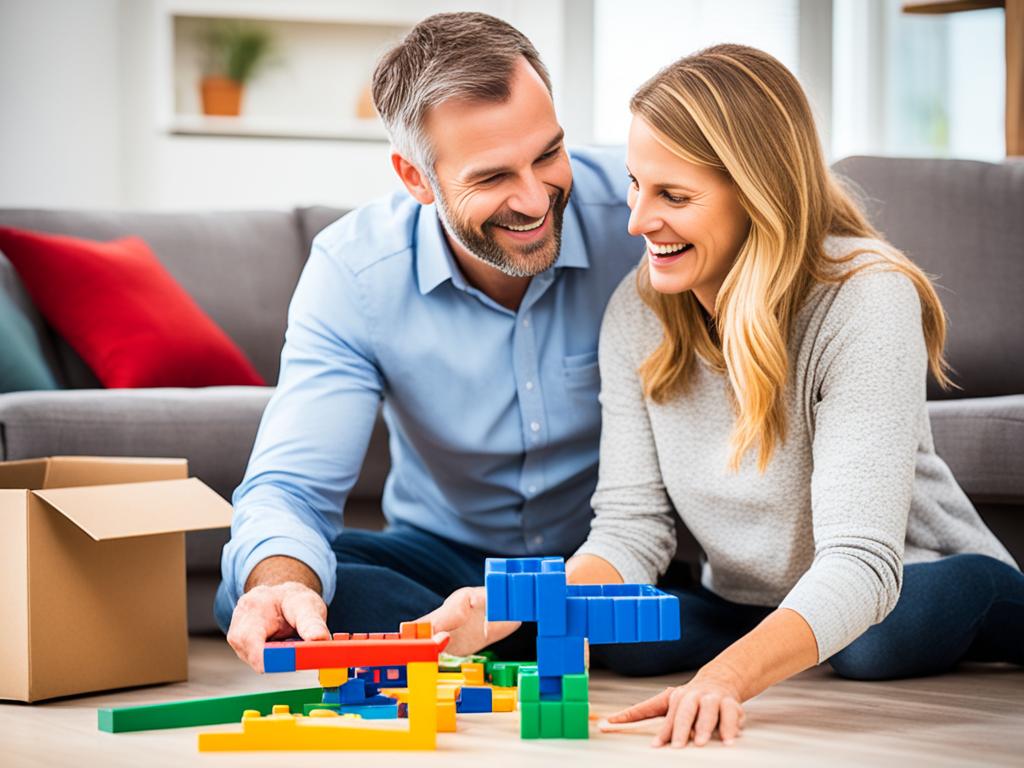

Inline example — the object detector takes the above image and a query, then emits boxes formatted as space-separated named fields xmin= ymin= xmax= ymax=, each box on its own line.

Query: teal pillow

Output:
xmin=0 ymin=289 xmax=58 ymax=392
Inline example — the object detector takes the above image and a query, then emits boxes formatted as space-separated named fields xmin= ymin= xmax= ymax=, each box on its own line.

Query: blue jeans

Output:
xmin=216 ymin=525 xmax=1024 ymax=679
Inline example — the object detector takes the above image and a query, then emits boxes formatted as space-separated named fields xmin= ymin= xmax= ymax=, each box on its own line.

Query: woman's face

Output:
xmin=626 ymin=115 xmax=750 ymax=308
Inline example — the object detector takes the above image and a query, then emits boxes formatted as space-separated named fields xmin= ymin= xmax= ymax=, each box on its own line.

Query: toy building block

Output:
xmin=485 ymin=660 xmax=533 ymax=688
xmin=491 ymin=687 xmax=516 ymax=712
xmin=437 ymin=700 xmax=456 ymax=732
xmin=613 ymin=597 xmax=638 ymax=643
xmin=355 ymin=664 xmax=408 ymax=687
xmin=561 ymin=673 xmax=588 ymax=702
xmin=536 ymin=560 xmax=568 ymax=636
xmin=461 ymin=662 xmax=485 ymax=685
xmin=263 ymin=636 xmax=447 ymax=672
xmin=585 ymin=597 xmax=614 ymax=644
xmin=562 ymin=702 xmax=589 ymax=739
xmin=539 ymin=700 xmax=562 ymax=738
xmin=455 ymin=686 xmax=492 ymax=713
xmin=338 ymin=703 xmax=399 ymax=719
xmin=318 ymin=668 xmax=348 ymax=688
xmin=98 ymin=687 xmax=323 ymax=733
xmin=520 ymin=701 xmax=540 ymax=739
xmin=536 ymin=635 xmax=585 ymax=677
xmin=518 ymin=666 xmax=539 ymax=703
xmin=439 ymin=652 xmax=490 ymax=673
xmin=199 ymin=661 xmax=440 ymax=752
xmin=538 ymin=675 xmax=562 ymax=699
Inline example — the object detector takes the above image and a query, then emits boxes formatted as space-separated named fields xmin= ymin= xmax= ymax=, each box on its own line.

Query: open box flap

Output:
xmin=32 ymin=478 xmax=232 ymax=541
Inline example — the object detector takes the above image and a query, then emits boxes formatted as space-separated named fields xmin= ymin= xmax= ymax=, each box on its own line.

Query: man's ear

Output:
xmin=392 ymin=153 xmax=435 ymax=205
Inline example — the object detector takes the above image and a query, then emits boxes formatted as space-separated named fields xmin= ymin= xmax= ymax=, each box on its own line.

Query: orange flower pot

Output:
xmin=200 ymin=76 xmax=244 ymax=116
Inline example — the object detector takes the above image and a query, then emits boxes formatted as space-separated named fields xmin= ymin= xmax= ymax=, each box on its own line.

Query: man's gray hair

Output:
xmin=371 ymin=12 xmax=552 ymax=175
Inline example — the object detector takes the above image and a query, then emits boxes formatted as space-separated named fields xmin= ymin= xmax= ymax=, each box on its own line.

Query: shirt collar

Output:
xmin=415 ymin=199 xmax=589 ymax=296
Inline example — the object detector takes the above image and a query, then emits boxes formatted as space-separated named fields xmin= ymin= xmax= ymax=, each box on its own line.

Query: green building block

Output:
xmin=98 ymin=687 xmax=323 ymax=733
xmin=561 ymin=673 xmax=589 ymax=702
xmin=518 ymin=666 xmax=540 ymax=702
xmin=563 ymin=701 xmax=589 ymax=739
xmin=487 ymin=660 xmax=534 ymax=688
xmin=438 ymin=652 xmax=490 ymax=672
xmin=539 ymin=700 xmax=563 ymax=738
xmin=521 ymin=701 xmax=541 ymax=739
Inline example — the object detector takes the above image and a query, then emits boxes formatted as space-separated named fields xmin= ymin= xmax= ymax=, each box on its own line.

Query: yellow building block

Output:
xmin=199 ymin=661 xmax=440 ymax=751
xmin=318 ymin=668 xmax=348 ymax=688
xmin=491 ymin=687 xmax=516 ymax=712
xmin=436 ymin=700 xmax=456 ymax=732
xmin=460 ymin=663 xmax=484 ymax=685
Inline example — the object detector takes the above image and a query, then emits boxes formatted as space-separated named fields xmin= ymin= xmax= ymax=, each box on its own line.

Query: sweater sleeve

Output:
xmin=573 ymin=276 xmax=678 ymax=584
xmin=779 ymin=267 xmax=927 ymax=662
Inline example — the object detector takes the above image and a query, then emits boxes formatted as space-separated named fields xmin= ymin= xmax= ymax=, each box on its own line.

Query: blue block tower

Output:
xmin=485 ymin=557 xmax=681 ymax=739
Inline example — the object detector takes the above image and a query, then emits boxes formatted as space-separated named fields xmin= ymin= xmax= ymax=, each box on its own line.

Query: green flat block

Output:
xmin=438 ymin=652 xmax=490 ymax=672
xmin=518 ymin=667 xmax=539 ymax=703
xmin=98 ymin=687 xmax=323 ymax=733
xmin=539 ymin=700 xmax=562 ymax=738
xmin=520 ymin=701 xmax=540 ymax=739
xmin=562 ymin=673 xmax=589 ymax=702
xmin=563 ymin=701 xmax=589 ymax=739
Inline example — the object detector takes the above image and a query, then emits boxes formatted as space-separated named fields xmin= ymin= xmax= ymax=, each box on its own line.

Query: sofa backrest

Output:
xmin=832 ymin=156 xmax=1024 ymax=400
xmin=0 ymin=208 xmax=320 ymax=386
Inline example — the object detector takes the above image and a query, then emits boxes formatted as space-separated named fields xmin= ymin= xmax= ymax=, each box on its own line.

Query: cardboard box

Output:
xmin=0 ymin=456 xmax=232 ymax=702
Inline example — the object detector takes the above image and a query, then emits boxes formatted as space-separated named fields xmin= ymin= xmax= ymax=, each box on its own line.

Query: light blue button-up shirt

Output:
xmin=222 ymin=147 xmax=642 ymax=605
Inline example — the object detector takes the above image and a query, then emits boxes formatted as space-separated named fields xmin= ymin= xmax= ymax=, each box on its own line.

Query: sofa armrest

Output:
xmin=0 ymin=386 xmax=272 ymax=499
xmin=928 ymin=394 xmax=1024 ymax=503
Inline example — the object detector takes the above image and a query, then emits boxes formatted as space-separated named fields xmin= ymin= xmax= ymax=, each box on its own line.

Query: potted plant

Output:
xmin=199 ymin=21 xmax=275 ymax=117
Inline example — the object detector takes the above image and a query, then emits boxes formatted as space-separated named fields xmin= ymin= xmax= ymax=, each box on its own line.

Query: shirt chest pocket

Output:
xmin=562 ymin=351 xmax=600 ymax=393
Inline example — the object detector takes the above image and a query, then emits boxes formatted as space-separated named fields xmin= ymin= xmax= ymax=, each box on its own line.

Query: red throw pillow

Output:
xmin=0 ymin=227 xmax=265 ymax=388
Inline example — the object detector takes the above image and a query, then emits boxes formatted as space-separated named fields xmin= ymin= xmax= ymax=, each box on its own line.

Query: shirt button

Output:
xmin=525 ymin=380 xmax=534 ymax=390
xmin=530 ymin=421 xmax=541 ymax=432
xmin=532 ymin=534 xmax=544 ymax=546
xmin=522 ymin=318 xmax=530 ymax=328
xmin=528 ymin=484 xmax=537 ymax=494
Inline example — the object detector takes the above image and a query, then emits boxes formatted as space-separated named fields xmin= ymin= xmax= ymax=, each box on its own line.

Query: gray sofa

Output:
xmin=0 ymin=156 xmax=1021 ymax=634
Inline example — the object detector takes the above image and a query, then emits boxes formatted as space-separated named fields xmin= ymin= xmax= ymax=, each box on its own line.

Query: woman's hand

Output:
xmin=601 ymin=673 xmax=745 ymax=748
xmin=416 ymin=586 xmax=520 ymax=657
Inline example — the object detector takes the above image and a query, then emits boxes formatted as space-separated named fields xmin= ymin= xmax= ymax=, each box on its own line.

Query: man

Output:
xmin=218 ymin=12 xmax=641 ymax=671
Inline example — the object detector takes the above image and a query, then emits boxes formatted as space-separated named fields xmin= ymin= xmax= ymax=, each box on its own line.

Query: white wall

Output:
xmin=0 ymin=0 xmax=575 ymax=212
xmin=0 ymin=0 xmax=124 ymax=208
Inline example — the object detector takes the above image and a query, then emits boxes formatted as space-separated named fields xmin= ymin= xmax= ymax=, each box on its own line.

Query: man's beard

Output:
xmin=433 ymin=183 xmax=571 ymax=278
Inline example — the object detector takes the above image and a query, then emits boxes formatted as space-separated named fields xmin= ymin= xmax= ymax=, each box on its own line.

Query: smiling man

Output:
xmin=217 ymin=12 xmax=642 ymax=670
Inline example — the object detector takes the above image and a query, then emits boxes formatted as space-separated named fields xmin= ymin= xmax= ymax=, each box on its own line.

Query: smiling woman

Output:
xmin=569 ymin=43 xmax=1024 ymax=750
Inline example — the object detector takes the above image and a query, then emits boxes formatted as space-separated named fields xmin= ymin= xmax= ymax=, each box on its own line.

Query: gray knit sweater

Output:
xmin=574 ymin=236 xmax=1017 ymax=662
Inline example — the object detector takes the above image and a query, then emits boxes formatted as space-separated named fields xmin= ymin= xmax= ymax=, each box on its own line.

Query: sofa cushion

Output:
xmin=832 ymin=156 xmax=1024 ymax=400
xmin=928 ymin=395 xmax=1024 ymax=503
xmin=0 ymin=289 xmax=58 ymax=392
xmin=297 ymin=206 xmax=347 ymax=256
xmin=0 ymin=209 xmax=307 ymax=386
xmin=0 ymin=227 xmax=265 ymax=388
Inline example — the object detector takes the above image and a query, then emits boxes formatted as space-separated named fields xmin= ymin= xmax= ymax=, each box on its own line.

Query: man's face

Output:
xmin=423 ymin=58 xmax=573 ymax=278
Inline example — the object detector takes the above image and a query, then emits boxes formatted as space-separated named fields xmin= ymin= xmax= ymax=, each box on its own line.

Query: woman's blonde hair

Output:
xmin=631 ymin=44 xmax=951 ymax=473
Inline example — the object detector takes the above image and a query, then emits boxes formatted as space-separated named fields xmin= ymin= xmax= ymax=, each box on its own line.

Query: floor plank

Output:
xmin=1 ymin=637 xmax=1021 ymax=767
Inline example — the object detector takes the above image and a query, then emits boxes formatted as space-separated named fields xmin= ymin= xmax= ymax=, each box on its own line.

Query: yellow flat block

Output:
xmin=318 ymin=668 xmax=348 ymax=688
xmin=198 ymin=710 xmax=432 ymax=751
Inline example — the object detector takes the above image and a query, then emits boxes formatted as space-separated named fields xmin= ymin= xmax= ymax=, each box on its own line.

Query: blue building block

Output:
xmin=263 ymin=645 xmax=296 ymax=673
xmin=658 ymin=594 xmax=681 ymax=640
xmin=638 ymin=596 xmax=660 ymax=641
xmin=340 ymin=678 xmax=373 ymax=705
xmin=338 ymin=703 xmax=399 ymax=719
xmin=613 ymin=598 xmax=638 ymax=643
xmin=457 ymin=686 xmax=493 ymax=713
xmin=566 ymin=596 xmax=588 ymax=637
xmin=537 ymin=636 xmax=585 ymax=677
xmin=355 ymin=665 xmax=407 ymax=688
xmin=485 ymin=558 xmax=509 ymax=621
xmin=536 ymin=566 xmax=567 ymax=637
xmin=586 ymin=597 xmax=615 ymax=644
xmin=538 ymin=675 xmax=562 ymax=699
xmin=509 ymin=572 xmax=536 ymax=621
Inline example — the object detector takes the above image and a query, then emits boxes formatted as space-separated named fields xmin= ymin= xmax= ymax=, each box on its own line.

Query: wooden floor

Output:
xmin=1 ymin=637 xmax=1021 ymax=767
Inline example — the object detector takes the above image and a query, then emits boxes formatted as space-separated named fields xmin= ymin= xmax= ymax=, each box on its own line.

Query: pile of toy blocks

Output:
xmin=485 ymin=557 xmax=681 ymax=740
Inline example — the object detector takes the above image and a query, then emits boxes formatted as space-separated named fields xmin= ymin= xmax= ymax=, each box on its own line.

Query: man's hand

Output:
xmin=600 ymin=674 xmax=745 ymax=748
xmin=226 ymin=556 xmax=330 ymax=672
xmin=417 ymin=586 xmax=520 ymax=657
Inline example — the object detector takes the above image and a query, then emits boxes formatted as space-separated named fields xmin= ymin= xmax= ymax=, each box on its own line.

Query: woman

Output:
xmin=569 ymin=43 xmax=1023 ymax=748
